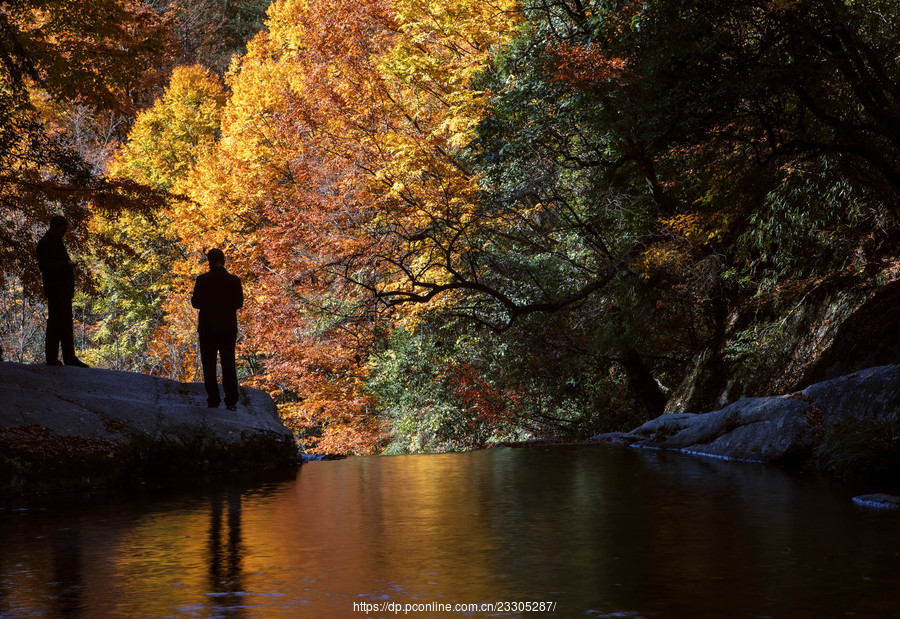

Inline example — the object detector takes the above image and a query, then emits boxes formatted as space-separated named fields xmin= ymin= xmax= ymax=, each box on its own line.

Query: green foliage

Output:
xmin=367 ymin=309 xmax=647 ymax=454
xmin=819 ymin=413 xmax=900 ymax=482
xmin=368 ymin=0 xmax=900 ymax=448
xmin=722 ymin=319 xmax=789 ymax=380
xmin=80 ymin=211 xmax=181 ymax=372
xmin=736 ymin=156 xmax=877 ymax=284
xmin=366 ymin=325 xmax=527 ymax=454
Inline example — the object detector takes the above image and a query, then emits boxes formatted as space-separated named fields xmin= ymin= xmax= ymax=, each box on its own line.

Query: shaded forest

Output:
xmin=2 ymin=0 xmax=899 ymax=454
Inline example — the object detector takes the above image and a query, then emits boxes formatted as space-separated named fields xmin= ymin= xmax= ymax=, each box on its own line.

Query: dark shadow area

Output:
xmin=804 ymin=279 xmax=900 ymax=385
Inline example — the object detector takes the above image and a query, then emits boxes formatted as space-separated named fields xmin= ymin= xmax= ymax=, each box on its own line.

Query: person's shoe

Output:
xmin=64 ymin=358 xmax=90 ymax=368
xmin=208 ymin=402 xmax=221 ymax=409
xmin=46 ymin=359 xmax=63 ymax=366
xmin=226 ymin=404 xmax=237 ymax=411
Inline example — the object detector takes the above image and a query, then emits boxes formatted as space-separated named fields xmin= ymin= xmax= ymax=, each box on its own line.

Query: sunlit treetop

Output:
xmin=111 ymin=64 xmax=227 ymax=192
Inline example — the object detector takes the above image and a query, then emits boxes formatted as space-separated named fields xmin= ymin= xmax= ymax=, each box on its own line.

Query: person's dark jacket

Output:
xmin=191 ymin=266 xmax=244 ymax=335
xmin=36 ymin=231 xmax=75 ymax=299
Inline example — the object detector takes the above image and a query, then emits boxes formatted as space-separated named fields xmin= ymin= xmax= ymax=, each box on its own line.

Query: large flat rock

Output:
xmin=0 ymin=362 xmax=298 ymax=494
xmin=596 ymin=364 xmax=900 ymax=469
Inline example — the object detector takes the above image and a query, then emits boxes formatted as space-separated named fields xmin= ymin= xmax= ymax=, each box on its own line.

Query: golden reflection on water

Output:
xmin=1 ymin=452 xmax=532 ymax=617
xmin=2 ymin=446 xmax=900 ymax=617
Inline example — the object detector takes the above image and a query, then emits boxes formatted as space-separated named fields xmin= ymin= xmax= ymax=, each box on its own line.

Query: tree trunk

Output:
xmin=620 ymin=347 xmax=667 ymax=418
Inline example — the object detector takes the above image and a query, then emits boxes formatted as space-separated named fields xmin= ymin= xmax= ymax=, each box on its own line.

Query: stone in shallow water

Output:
xmin=602 ymin=364 xmax=900 ymax=471
xmin=851 ymin=494 xmax=900 ymax=509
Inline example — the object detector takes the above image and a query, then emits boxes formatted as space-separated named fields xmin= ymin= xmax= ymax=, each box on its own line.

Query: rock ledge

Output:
xmin=1 ymin=362 xmax=298 ymax=495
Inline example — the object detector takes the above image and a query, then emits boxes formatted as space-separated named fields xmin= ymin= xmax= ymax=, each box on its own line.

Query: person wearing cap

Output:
xmin=36 ymin=215 xmax=89 ymax=367
xmin=191 ymin=248 xmax=244 ymax=410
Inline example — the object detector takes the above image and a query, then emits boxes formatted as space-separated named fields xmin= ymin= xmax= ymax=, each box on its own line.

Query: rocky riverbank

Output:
xmin=0 ymin=362 xmax=298 ymax=495
xmin=596 ymin=364 xmax=900 ymax=481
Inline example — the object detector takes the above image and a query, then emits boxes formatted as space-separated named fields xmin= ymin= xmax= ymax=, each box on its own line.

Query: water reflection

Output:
xmin=49 ymin=524 xmax=83 ymax=617
xmin=2 ymin=446 xmax=900 ymax=617
xmin=207 ymin=491 xmax=244 ymax=616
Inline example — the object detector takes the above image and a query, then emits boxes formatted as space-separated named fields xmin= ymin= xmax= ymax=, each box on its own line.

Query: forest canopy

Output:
xmin=2 ymin=0 xmax=898 ymax=454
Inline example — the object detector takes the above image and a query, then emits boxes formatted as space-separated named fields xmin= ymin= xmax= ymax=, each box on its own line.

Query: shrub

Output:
xmin=819 ymin=413 xmax=900 ymax=482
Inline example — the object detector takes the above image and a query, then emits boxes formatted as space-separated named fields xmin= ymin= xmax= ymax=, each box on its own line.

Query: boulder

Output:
xmin=597 ymin=364 xmax=900 ymax=469
xmin=0 ymin=362 xmax=298 ymax=495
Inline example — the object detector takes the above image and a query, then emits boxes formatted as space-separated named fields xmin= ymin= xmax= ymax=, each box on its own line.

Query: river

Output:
xmin=1 ymin=445 xmax=899 ymax=617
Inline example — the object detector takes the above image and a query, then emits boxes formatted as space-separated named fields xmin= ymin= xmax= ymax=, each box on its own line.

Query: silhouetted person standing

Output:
xmin=192 ymin=248 xmax=243 ymax=410
xmin=36 ymin=215 xmax=88 ymax=367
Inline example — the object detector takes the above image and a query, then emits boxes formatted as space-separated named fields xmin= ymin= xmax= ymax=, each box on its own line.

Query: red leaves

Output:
xmin=544 ymin=41 xmax=628 ymax=90
xmin=443 ymin=361 xmax=519 ymax=425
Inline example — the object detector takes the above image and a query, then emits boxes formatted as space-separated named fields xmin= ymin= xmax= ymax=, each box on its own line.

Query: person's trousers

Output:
xmin=46 ymin=295 xmax=76 ymax=364
xmin=199 ymin=330 xmax=239 ymax=407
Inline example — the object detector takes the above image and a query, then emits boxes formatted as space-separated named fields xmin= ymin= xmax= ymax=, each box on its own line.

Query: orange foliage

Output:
xmin=541 ymin=1 xmax=642 ymax=90
xmin=101 ymin=0 xmax=519 ymax=453
xmin=166 ymin=0 xmax=519 ymax=454
xmin=443 ymin=361 xmax=521 ymax=426
xmin=545 ymin=42 xmax=628 ymax=89
xmin=147 ymin=296 xmax=201 ymax=381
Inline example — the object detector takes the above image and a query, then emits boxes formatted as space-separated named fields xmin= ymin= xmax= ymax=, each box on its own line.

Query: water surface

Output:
xmin=2 ymin=445 xmax=899 ymax=617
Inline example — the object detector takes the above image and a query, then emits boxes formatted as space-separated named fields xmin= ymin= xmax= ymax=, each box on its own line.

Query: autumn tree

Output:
xmin=371 ymin=0 xmax=900 ymax=435
xmin=0 ymin=0 xmax=172 ymax=361
xmin=145 ymin=0 xmax=270 ymax=74
xmin=40 ymin=0 xmax=897 ymax=452
xmin=90 ymin=65 xmax=227 ymax=374
xmin=486 ymin=0 xmax=900 ymax=413
xmin=153 ymin=0 xmax=527 ymax=451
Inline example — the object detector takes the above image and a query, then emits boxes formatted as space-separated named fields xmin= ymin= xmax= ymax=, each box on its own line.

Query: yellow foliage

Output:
xmin=637 ymin=212 xmax=730 ymax=277
xmin=102 ymin=0 xmax=524 ymax=452
xmin=111 ymin=65 xmax=226 ymax=192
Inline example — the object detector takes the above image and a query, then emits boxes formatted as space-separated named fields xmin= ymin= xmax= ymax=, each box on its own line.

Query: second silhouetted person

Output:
xmin=36 ymin=215 xmax=89 ymax=368
xmin=192 ymin=248 xmax=243 ymax=410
